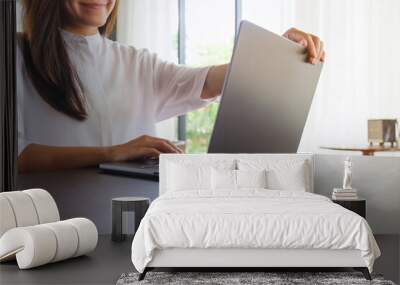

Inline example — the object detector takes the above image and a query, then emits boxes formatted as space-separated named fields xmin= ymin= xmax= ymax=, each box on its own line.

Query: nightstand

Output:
xmin=332 ymin=198 xmax=366 ymax=218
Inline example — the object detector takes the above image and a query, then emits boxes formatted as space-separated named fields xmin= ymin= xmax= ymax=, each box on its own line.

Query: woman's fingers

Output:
xmin=311 ymin=35 xmax=320 ymax=62
xmin=306 ymin=34 xmax=318 ymax=64
xmin=140 ymin=147 xmax=162 ymax=158
xmin=143 ymin=136 xmax=181 ymax=153
xmin=321 ymin=50 xmax=326 ymax=62
xmin=283 ymin=28 xmax=325 ymax=64
xmin=317 ymin=41 xmax=324 ymax=62
xmin=311 ymin=35 xmax=324 ymax=64
xmin=162 ymin=139 xmax=184 ymax=153
xmin=153 ymin=140 xmax=180 ymax=153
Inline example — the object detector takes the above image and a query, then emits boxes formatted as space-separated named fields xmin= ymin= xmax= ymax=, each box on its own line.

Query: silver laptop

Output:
xmin=100 ymin=21 xmax=323 ymax=178
xmin=209 ymin=21 xmax=323 ymax=153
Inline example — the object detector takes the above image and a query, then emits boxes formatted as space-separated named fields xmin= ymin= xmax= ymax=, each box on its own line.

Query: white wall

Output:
xmin=314 ymin=154 xmax=400 ymax=234
xmin=242 ymin=0 xmax=400 ymax=155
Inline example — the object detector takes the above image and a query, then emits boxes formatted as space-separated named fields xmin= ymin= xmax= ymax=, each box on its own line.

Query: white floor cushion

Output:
xmin=0 ymin=218 xmax=97 ymax=269
xmin=1 ymin=191 xmax=40 ymax=227
xmin=42 ymin=221 xmax=79 ymax=262
xmin=66 ymin=218 xmax=98 ymax=257
xmin=23 ymin=189 xmax=60 ymax=223
xmin=0 ymin=225 xmax=57 ymax=268
xmin=0 ymin=196 xmax=17 ymax=237
xmin=0 ymin=189 xmax=98 ymax=269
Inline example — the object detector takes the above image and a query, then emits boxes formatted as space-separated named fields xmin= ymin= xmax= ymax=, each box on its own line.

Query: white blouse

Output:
xmin=17 ymin=30 xmax=210 ymax=155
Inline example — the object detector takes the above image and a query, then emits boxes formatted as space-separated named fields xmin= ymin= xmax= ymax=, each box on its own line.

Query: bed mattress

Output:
xmin=131 ymin=190 xmax=380 ymax=273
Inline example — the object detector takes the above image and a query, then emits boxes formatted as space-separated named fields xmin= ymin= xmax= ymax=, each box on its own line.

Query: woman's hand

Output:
xmin=283 ymin=28 xmax=325 ymax=64
xmin=108 ymin=135 xmax=183 ymax=162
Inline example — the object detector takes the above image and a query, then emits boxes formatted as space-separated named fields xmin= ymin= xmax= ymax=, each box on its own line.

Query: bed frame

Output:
xmin=139 ymin=248 xmax=371 ymax=280
xmin=138 ymin=154 xmax=372 ymax=281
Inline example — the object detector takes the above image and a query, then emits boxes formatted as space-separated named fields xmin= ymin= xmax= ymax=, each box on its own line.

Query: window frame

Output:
xmin=177 ymin=0 xmax=243 ymax=141
xmin=0 ymin=0 xmax=17 ymax=192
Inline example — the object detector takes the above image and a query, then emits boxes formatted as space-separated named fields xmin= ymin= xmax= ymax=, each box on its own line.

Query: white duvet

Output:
xmin=131 ymin=190 xmax=380 ymax=273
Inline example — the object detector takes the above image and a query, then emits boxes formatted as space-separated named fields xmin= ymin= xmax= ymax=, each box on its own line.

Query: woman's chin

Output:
xmin=79 ymin=19 xmax=108 ymax=30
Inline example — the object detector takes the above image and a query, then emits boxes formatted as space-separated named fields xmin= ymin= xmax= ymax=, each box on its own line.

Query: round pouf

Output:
xmin=111 ymin=197 xmax=150 ymax=242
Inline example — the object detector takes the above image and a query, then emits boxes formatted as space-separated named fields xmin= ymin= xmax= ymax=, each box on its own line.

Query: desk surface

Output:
xmin=17 ymin=168 xmax=159 ymax=234
xmin=0 ymin=235 xmax=133 ymax=285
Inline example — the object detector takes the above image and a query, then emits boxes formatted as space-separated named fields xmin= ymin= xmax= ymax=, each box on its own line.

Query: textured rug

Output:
xmin=116 ymin=272 xmax=396 ymax=285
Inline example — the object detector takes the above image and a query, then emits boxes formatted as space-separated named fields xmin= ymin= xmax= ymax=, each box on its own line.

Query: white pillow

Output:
xmin=211 ymin=169 xmax=236 ymax=190
xmin=211 ymin=169 xmax=267 ymax=190
xmin=236 ymin=169 xmax=267 ymax=188
xmin=238 ymin=159 xmax=310 ymax=192
xmin=167 ymin=162 xmax=211 ymax=191
xmin=267 ymin=166 xmax=306 ymax=191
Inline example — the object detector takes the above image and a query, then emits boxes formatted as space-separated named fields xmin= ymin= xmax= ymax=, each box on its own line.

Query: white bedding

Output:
xmin=131 ymin=190 xmax=380 ymax=273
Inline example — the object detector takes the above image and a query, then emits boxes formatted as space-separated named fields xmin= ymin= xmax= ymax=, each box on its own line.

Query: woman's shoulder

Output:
xmin=103 ymin=37 xmax=157 ymax=64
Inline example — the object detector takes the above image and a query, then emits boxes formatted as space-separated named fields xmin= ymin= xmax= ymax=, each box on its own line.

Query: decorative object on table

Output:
xmin=332 ymin=188 xmax=358 ymax=200
xmin=0 ymin=189 xmax=98 ymax=269
xmin=116 ymin=271 xmax=394 ymax=285
xmin=321 ymin=120 xmax=399 ymax=155
xmin=342 ymin=157 xmax=353 ymax=190
xmin=332 ymin=157 xmax=359 ymax=200
xmin=112 ymin=197 xmax=150 ymax=242
xmin=332 ymin=198 xmax=366 ymax=218
xmin=368 ymin=119 xmax=398 ymax=147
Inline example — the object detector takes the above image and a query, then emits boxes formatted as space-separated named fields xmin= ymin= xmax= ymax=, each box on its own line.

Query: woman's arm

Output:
xmin=201 ymin=64 xmax=229 ymax=100
xmin=18 ymin=135 xmax=182 ymax=174
xmin=201 ymin=28 xmax=325 ymax=100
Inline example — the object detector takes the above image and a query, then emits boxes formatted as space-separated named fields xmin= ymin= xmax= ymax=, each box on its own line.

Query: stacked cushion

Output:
xmin=0 ymin=195 xmax=17 ymax=237
xmin=0 ymin=189 xmax=59 ymax=236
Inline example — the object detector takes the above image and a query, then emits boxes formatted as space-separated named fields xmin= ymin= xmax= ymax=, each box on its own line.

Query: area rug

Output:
xmin=116 ymin=272 xmax=396 ymax=285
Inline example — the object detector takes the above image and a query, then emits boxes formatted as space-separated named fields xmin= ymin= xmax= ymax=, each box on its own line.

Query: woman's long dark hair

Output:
xmin=21 ymin=0 xmax=119 ymax=121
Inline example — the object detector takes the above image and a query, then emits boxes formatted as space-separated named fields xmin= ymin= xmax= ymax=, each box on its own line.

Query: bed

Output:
xmin=131 ymin=154 xmax=380 ymax=281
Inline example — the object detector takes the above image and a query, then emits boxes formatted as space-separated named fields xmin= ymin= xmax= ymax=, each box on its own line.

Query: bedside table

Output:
xmin=332 ymin=198 xmax=366 ymax=218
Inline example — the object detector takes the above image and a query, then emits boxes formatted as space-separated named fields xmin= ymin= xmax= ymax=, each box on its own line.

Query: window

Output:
xmin=184 ymin=0 xmax=236 ymax=153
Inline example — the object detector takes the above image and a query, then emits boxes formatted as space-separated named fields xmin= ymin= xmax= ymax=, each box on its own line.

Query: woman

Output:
xmin=17 ymin=0 xmax=325 ymax=173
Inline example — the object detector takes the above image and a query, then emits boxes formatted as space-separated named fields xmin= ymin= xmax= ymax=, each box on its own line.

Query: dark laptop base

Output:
xmin=99 ymin=160 xmax=159 ymax=181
